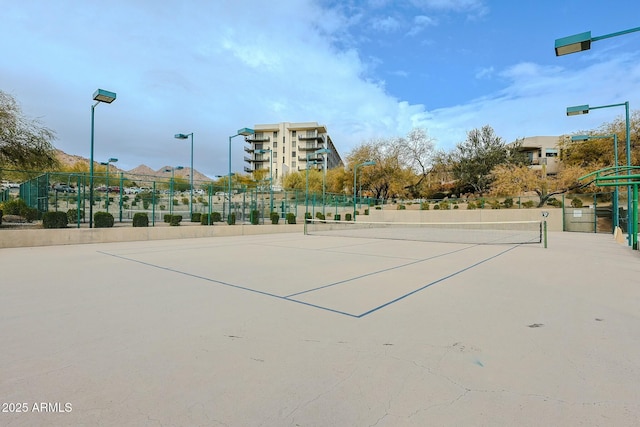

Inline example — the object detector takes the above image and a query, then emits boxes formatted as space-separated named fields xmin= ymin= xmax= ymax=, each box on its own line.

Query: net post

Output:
xmin=542 ymin=211 xmax=549 ymax=248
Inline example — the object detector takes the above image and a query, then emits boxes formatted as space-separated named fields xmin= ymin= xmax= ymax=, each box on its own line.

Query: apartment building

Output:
xmin=244 ymin=122 xmax=343 ymax=186
xmin=512 ymin=136 xmax=562 ymax=175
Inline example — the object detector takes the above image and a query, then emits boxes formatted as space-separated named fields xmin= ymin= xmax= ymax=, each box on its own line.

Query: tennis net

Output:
xmin=304 ymin=219 xmax=543 ymax=245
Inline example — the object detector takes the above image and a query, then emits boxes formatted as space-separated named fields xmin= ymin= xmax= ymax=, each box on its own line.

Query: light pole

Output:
xmin=353 ymin=160 xmax=375 ymax=221
xmin=256 ymin=148 xmax=273 ymax=213
xmin=174 ymin=133 xmax=194 ymax=220
xmin=555 ymin=26 xmax=640 ymax=56
xmin=228 ymin=128 xmax=255 ymax=224
xmin=165 ymin=166 xmax=184 ymax=216
xmin=567 ymin=102 xmax=631 ymax=245
xmin=89 ymin=89 xmax=116 ymax=228
xmin=305 ymin=157 xmax=320 ymax=218
xmin=571 ymin=134 xmax=620 ymax=231
xmin=315 ymin=148 xmax=330 ymax=217
xmin=99 ymin=157 xmax=118 ymax=214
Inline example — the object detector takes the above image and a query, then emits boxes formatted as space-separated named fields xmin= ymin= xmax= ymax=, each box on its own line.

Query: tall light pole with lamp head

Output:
xmin=255 ymin=148 xmax=273 ymax=214
xmin=315 ymin=148 xmax=330 ymax=216
xmin=174 ymin=133 xmax=194 ymax=220
xmin=164 ymin=166 xmax=184 ymax=216
xmin=571 ymin=134 xmax=620 ymax=231
xmin=567 ymin=102 xmax=631 ymax=245
xmin=99 ymin=157 xmax=118 ymax=214
xmin=305 ymin=155 xmax=320 ymax=218
xmin=228 ymin=128 xmax=255 ymax=224
xmin=89 ymin=89 xmax=116 ymax=228
xmin=555 ymin=27 xmax=640 ymax=56
xmin=354 ymin=160 xmax=376 ymax=221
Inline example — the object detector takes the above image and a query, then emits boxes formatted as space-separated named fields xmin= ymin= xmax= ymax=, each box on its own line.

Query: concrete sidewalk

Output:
xmin=1 ymin=232 xmax=639 ymax=426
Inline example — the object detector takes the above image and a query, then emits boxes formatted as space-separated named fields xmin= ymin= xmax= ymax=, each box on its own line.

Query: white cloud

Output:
xmin=407 ymin=15 xmax=437 ymax=36
xmin=475 ymin=66 xmax=495 ymax=79
xmin=371 ymin=16 xmax=401 ymax=33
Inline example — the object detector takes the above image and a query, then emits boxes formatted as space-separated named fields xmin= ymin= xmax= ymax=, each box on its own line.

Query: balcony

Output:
xmin=298 ymin=132 xmax=324 ymax=142
xmin=244 ymin=146 xmax=254 ymax=153
xmin=246 ymin=134 xmax=270 ymax=143
xmin=244 ymin=166 xmax=254 ymax=173
xmin=298 ymin=143 xmax=324 ymax=151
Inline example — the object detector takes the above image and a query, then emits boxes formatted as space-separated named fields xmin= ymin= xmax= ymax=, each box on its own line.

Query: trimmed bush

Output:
xmin=571 ymin=198 xmax=583 ymax=208
xmin=397 ymin=204 xmax=406 ymax=210
xmin=438 ymin=201 xmax=450 ymax=210
xmin=421 ymin=202 xmax=430 ymax=210
xmin=133 ymin=212 xmax=149 ymax=227
xmin=212 ymin=212 xmax=222 ymax=222
xmin=191 ymin=212 xmax=202 ymax=222
xmin=433 ymin=204 xmax=440 ymax=210
xmin=489 ymin=200 xmax=501 ymax=209
xmin=334 ymin=214 xmax=341 ymax=221
xmin=304 ymin=212 xmax=312 ymax=220
xmin=94 ymin=212 xmax=114 ymax=228
xmin=547 ymin=197 xmax=562 ymax=208
xmin=42 ymin=211 xmax=68 ymax=228
xmin=270 ymin=212 xmax=279 ymax=224
xmin=467 ymin=201 xmax=476 ymax=210
xmin=503 ymin=197 xmax=514 ymax=208
xmin=315 ymin=212 xmax=325 ymax=220
xmin=1 ymin=198 xmax=39 ymax=222
xmin=286 ymin=213 xmax=296 ymax=224
xmin=364 ymin=209 xmax=369 ymax=215
xmin=250 ymin=210 xmax=259 ymax=225
xmin=67 ymin=208 xmax=84 ymax=223
xmin=164 ymin=214 xmax=172 ymax=223
xmin=200 ymin=213 xmax=214 ymax=225
xmin=170 ymin=215 xmax=182 ymax=226
xmin=228 ymin=213 xmax=236 ymax=225
xmin=522 ymin=200 xmax=535 ymax=208
xmin=345 ymin=213 xmax=352 ymax=221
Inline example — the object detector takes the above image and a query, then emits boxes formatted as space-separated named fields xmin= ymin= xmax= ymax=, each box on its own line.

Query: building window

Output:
xmin=283 ymin=146 xmax=285 ymax=154
xmin=273 ymin=141 xmax=277 ymax=148
xmin=273 ymin=131 xmax=278 ymax=138
xmin=292 ymin=151 xmax=296 ymax=158
xmin=292 ymin=140 xmax=296 ymax=148
xmin=292 ymin=130 xmax=297 ymax=137
xmin=282 ymin=156 xmax=285 ymax=164
xmin=292 ymin=161 xmax=296 ymax=168
xmin=546 ymin=149 xmax=558 ymax=157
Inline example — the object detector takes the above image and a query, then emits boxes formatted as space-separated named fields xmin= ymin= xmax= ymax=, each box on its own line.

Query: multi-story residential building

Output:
xmin=244 ymin=122 xmax=343 ymax=187
xmin=511 ymin=136 xmax=562 ymax=175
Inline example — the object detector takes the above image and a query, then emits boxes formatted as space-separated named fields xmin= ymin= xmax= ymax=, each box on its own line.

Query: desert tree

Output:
xmin=0 ymin=90 xmax=59 ymax=175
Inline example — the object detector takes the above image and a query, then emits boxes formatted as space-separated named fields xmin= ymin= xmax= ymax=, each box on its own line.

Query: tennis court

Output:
xmin=1 ymin=229 xmax=639 ymax=426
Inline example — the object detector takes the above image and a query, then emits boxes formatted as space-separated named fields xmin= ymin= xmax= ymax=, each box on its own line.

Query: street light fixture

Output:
xmin=555 ymin=27 xmax=640 ymax=56
xmin=89 ymin=88 xmax=116 ymax=228
xmin=164 ymin=166 xmax=184 ymax=217
xmin=353 ymin=160 xmax=375 ymax=221
xmin=99 ymin=157 xmax=118 ymax=214
xmin=305 ymin=157 xmax=320 ymax=218
xmin=174 ymin=132 xmax=194 ymax=221
xmin=567 ymin=102 xmax=631 ymax=245
xmin=228 ymin=127 xmax=255 ymax=224
xmin=315 ymin=148 xmax=330 ymax=217
xmin=571 ymin=134 xmax=620 ymax=230
xmin=255 ymin=148 xmax=273 ymax=214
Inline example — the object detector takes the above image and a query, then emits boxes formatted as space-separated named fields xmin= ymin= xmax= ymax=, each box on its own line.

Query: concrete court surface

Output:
xmin=1 ymin=231 xmax=639 ymax=426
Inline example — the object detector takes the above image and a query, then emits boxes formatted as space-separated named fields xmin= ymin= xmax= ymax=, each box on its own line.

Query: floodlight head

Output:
xmin=100 ymin=162 xmax=108 ymax=166
xmin=567 ymin=105 xmax=590 ymax=116
xmin=555 ymin=31 xmax=592 ymax=56
xmin=237 ymin=127 xmax=255 ymax=136
xmin=176 ymin=166 xmax=184 ymax=170
xmin=108 ymin=157 xmax=118 ymax=163
xmin=363 ymin=160 xmax=376 ymax=166
xmin=571 ymin=135 xmax=590 ymax=141
xmin=256 ymin=148 xmax=270 ymax=154
xmin=174 ymin=133 xmax=189 ymax=139
xmin=315 ymin=148 xmax=330 ymax=154
xmin=93 ymin=88 xmax=117 ymax=103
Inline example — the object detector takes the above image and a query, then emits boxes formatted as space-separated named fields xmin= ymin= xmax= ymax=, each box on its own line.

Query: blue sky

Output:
xmin=1 ymin=0 xmax=639 ymax=177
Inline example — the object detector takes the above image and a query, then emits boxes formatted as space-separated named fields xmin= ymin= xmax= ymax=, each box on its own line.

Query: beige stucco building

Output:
xmin=512 ymin=136 xmax=562 ymax=175
xmin=244 ymin=122 xmax=343 ymax=187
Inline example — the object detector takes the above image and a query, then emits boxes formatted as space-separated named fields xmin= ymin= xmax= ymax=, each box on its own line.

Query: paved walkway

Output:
xmin=1 ymin=232 xmax=639 ymax=426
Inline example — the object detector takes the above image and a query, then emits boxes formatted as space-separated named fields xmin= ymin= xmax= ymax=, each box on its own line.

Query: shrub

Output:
xmin=94 ymin=212 xmax=114 ymax=228
xmin=503 ymin=197 xmax=514 ymax=208
xmin=315 ymin=212 xmax=325 ymax=220
xmin=181 ymin=197 xmax=189 ymax=205
xmin=212 ymin=212 xmax=222 ymax=222
xmin=345 ymin=213 xmax=352 ymax=221
xmin=133 ymin=212 xmax=149 ymax=227
xmin=170 ymin=215 xmax=182 ymax=226
xmin=200 ymin=214 xmax=214 ymax=225
xmin=476 ymin=199 xmax=486 ymax=209
xmin=191 ymin=212 xmax=202 ymax=222
xmin=421 ymin=203 xmax=430 ymax=210
xmin=489 ymin=200 xmax=501 ymax=209
xmin=172 ymin=199 xmax=178 ymax=206
xmin=334 ymin=214 xmax=341 ymax=221
xmin=304 ymin=212 xmax=312 ymax=220
xmin=228 ymin=213 xmax=236 ymax=225
xmin=250 ymin=210 xmax=259 ymax=225
xmin=1 ymin=198 xmax=38 ymax=221
xmin=159 ymin=204 xmax=165 ymax=210
xmin=438 ymin=201 xmax=450 ymax=210
xmin=270 ymin=212 xmax=279 ymax=224
xmin=453 ymin=205 xmax=459 ymax=209
xmin=571 ymin=198 xmax=583 ymax=208
xmin=397 ymin=204 xmax=406 ymax=210
xmin=364 ymin=209 xmax=369 ymax=215
xmin=67 ymin=208 xmax=84 ymax=223
xmin=132 ymin=200 xmax=137 ymax=207
xmin=375 ymin=206 xmax=382 ymax=210
xmin=164 ymin=214 xmax=172 ymax=223
xmin=522 ymin=200 xmax=535 ymax=208
xmin=547 ymin=197 xmax=562 ymax=208
xmin=286 ymin=212 xmax=296 ymax=224
xmin=42 ymin=211 xmax=68 ymax=228
xmin=467 ymin=201 xmax=477 ymax=210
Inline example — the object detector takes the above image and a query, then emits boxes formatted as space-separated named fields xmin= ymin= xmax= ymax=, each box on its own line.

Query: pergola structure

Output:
xmin=579 ymin=166 xmax=640 ymax=250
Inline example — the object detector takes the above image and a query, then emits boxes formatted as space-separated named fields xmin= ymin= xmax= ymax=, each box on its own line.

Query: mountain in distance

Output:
xmin=54 ymin=149 xmax=213 ymax=182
